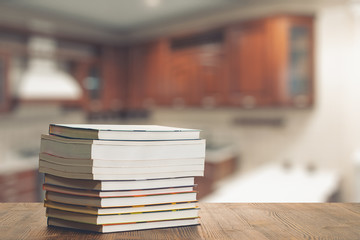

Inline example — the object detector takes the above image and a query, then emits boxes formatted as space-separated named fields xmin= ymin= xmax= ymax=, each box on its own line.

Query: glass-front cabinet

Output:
xmin=288 ymin=20 xmax=313 ymax=107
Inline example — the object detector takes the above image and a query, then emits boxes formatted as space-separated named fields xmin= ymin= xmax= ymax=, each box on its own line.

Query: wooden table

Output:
xmin=1 ymin=203 xmax=359 ymax=239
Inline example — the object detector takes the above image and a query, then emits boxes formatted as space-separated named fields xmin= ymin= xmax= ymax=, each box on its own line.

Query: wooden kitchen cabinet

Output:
xmin=0 ymin=15 xmax=314 ymax=112
xmin=128 ymin=38 xmax=227 ymax=109
xmin=0 ymin=52 xmax=10 ymax=112
xmin=169 ymin=44 xmax=227 ymax=108
xmin=125 ymin=15 xmax=314 ymax=109
xmin=169 ymin=47 xmax=200 ymax=107
xmin=225 ymin=15 xmax=314 ymax=108
xmin=127 ymin=45 xmax=146 ymax=109
xmin=0 ymin=169 xmax=39 ymax=202
xmin=226 ymin=20 xmax=272 ymax=108
xmin=268 ymin=16 xmax=314 ymax=107
xmin=197 ymin=44 xmax=227 ymax=107
xmin=99 ymin=46 xmax=126 ymax=112
xmin=124 ymin=29 xmax=225 ymax=108
xmin=127 ymin=39 xmax=171 ymax=109
xmin=72 ymin=46 xmax=127 ymax=117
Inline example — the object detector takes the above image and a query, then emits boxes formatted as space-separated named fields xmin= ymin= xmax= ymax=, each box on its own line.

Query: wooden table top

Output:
xmin=1 ymin=202 xmax=359 ymax=239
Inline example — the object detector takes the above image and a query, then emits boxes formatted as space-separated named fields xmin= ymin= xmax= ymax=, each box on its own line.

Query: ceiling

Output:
xmin=1 ymin=0 xmax=243 ymax=31
xmin=0 ymin=0 xmax=337 ymax=43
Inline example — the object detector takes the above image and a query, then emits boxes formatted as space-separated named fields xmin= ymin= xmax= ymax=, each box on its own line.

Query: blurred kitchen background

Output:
xmin=1 ymin=0 xmax=360 ymax=203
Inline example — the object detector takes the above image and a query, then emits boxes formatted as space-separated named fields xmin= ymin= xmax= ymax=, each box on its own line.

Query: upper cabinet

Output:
xmin=126 ymin=15 xmax=314 ymax=109
xmin=0 ymin=52 xmax=9 ymax=112
xmin=0 ymin=15 xmax=314 ymax=115
xmin=226 ymin=20 xmax=272 ymax=108
xmin=196 ymin=44 xmax=227 ymax=108
xmin=169 ymin=43 xmax=226 ymax=108
xmin=169 ymin=47 xmax=200 ymax=107
xmin=226 ymin=15 xmax=314 ymax=108
xmin=270 ymin=16 xmax=314 ymax=108
xmin=166 ymin=30 xmax=227 ymax=108
xmin=127 ymin=32 xmax=228 ymax=109
xmin=127 ymin=39 xmax=171 ymax=109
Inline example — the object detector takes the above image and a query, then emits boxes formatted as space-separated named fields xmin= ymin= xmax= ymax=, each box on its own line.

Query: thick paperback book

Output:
xmin=49 ymin=124 xmax=201 ymax=141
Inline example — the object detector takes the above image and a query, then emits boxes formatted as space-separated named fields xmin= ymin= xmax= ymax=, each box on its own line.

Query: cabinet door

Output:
xmin=287 ymin=17 xmax=314 ymax=107
xmin=197 ymin=44 xmax=227 ymax=107
xmin=127 ymin=46 xmax=147 ymax=109
xmin=227 ymin=21 xmax=272 ymax=108
xmin=127 ymin=40 xmax=171 ymax=109
xmin=169 ymin=48 xmax=200 ymax=107
xmin=267 ymin=16 xmax=314 ymax=107
xmin=100 ymin=47 xmax=126 ymax=112
xmin=168 ymin=44 xmax=226 ymax=108
xmin=0 ymin=52 xmax=10 ymax=112
xmin=142 ymin=40 xmax=170 ymax=107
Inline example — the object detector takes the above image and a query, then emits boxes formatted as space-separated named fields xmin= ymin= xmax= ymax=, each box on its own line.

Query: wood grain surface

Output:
xmin=0 ymin=203 xmax=359 ymax=239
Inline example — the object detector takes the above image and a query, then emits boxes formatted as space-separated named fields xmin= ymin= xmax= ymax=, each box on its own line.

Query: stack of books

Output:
xmin=39 ymin=124 xmax=205 ymax=233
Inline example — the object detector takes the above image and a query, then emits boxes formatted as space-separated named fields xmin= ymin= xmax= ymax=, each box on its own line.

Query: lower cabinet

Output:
xmin=0 ymin=169 xmax=41 ymax=202
xmin=195 ymin=156 xmax=239 ymax=200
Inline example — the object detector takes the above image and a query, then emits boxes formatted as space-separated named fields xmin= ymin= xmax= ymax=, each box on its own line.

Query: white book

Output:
xmin=44 ymin=174 xmax=195 ymax=191
xmin=44 ymin=200 xmax=199 ymax=215
xmin=40 ymin=166 xmax=203 ymax=180
xmin=43 ymin=184 xmax=195 ymax=197
xmin=48 ymin=217 xmax=200 ymax=233
xmin=46 ymin=208 xmax=200 ymax=225
xmin=39 ymin=159 xmax=204 ymax=175
xmin=49 ymin=124 xmax=200 ymax=140
xmin=40 ymin=153 xmax=205 ymax=168
xmin=40 ymin=134 xmax=206 ymax=160
xmin=46 ymin=191 xmax=198 ymax=207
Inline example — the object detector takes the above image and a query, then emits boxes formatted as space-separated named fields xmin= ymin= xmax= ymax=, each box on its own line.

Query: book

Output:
xmin=46 ymin=191 xmax=198 ymax=207
xmin=44 ymin=174 xmax=195 ymax=191
xmin=40 ymin=153 xmax=205 ymax=168
xmin=48 ymin=217 xmax=200 ymax=233
xmin=41 ymin=124 xmax=205 ymax=233
xmin=40 ymin=134 xmax=206 ymax=160
xmin=46 ymin=207 xmax=199 ymax=225
xmin=40 ymin=166 xmax=203 ymax=180
xmin=49 ymin=124 xmax=200 ymax=141
xmin=43 ymin=184 xmax=195 ymax=197
xmin=44 ymin=200 xmax=199 ymax=215
xmin=39 ymin=159 xmax=205 ymax=175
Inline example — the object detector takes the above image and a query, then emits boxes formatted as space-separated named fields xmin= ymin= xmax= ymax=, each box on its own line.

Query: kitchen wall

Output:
xmin=146 ymin=3 xmax=360 ymax=202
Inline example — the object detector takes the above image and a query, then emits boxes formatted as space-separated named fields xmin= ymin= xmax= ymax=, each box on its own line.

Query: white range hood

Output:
xmin=17 ymin=36 xmax=82 ymax=100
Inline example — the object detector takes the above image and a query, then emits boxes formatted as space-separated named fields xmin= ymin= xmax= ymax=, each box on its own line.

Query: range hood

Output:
xmin=17 ymin=36 xmax=82 ymax=100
